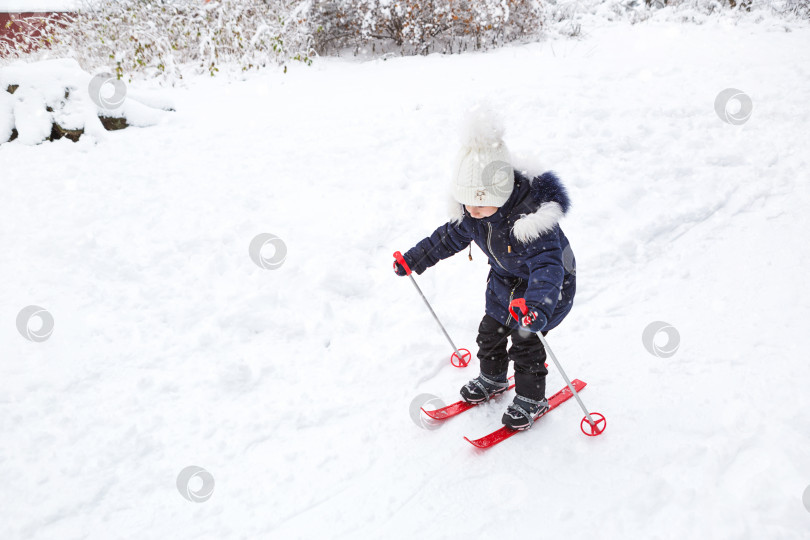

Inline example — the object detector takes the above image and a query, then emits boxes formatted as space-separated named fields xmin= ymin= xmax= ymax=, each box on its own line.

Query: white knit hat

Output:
xmin=451 ymin=105 xmax=514 ymax=207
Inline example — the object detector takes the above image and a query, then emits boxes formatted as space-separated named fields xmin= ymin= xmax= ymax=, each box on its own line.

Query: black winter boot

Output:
xmin=459 ymin=373 xmax=509 ymax=404
xmin=502 ymin=394 xmax=549 ymax=431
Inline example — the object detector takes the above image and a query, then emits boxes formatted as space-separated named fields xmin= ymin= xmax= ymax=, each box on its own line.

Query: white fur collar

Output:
xmin=512 ymin=201 xmax=564 ymax=243
xmin=447 ymin=198 xmax=564 ymax=243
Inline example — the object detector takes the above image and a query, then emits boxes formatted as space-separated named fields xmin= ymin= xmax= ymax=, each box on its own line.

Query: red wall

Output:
xmin=0 ymin=12 xmax=73 ymax=55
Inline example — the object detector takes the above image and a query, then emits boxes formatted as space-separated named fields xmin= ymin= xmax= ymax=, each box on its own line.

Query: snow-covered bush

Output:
xmin=1 ymin=0 xmax=807 ymax=83
xmin=574 ymin=0 xmax=810 ymax=26
xmin=2 ymin=0 xmax=317 ymax=81
xmin=783 ymin=0 xmax=810 ymax=17
xmin=308 ymin=0 xmax=546 ymax=56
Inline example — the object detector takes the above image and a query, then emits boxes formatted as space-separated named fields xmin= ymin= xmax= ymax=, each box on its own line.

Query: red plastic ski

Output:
xmin=421 ymin=363 xmax=549 ymax=421
xmin=421 ymin=377 xmax=516 ymax=420
xmin=464 ymin=379 xmax=587 ymax=449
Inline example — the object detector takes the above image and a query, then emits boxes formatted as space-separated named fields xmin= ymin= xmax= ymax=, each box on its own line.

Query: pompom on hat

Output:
xmin=451 ymin=104 xmax=514 ymax=208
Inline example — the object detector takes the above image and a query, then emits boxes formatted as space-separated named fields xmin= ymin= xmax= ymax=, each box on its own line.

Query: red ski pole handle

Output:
xmin=508 ymin=298 xmax=528 ymax=322
xmin=393 ymin=251 xmax=412 ymax=276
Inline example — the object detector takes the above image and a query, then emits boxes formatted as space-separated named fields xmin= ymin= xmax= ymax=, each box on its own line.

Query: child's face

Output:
xmin=465 ymin=205 xmax=499 ymax=219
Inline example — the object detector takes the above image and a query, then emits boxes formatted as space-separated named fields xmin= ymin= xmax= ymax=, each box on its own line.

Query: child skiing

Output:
xmin=393 ymin=106 xmax=577 ymax=431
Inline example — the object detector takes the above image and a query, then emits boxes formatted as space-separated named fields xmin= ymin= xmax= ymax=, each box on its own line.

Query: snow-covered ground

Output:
xmin=1 ymin=18 xmax=810 ymax=539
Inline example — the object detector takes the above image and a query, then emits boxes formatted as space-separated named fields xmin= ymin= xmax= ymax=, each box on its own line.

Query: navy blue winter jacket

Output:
xmin=402 ymin=170 xmax=576 ymax=331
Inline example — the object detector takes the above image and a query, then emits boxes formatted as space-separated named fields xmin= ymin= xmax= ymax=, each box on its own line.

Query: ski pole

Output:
xmin=509 ymin=298 xmax=606 ymax=436
xmin=393 ymin=251 xmax=470 ymax=368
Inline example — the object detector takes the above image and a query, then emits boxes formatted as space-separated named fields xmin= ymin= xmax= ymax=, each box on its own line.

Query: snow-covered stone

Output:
xmin=0 ymin=58 xmax=170 ymax=144
xmin=0 ymin=86 xmax=13 ymax=141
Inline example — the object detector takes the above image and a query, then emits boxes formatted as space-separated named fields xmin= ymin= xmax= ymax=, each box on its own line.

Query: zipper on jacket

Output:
xmin=507 ymin=278 xmax=523 ymax=325
xmin=486 ymin=223 xmax=509 ymax=273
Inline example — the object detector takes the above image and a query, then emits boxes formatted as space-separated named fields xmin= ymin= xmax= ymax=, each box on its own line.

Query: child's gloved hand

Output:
xmin=393 ymin=252 xmax=413 ymax=276
xmin=519 ymin=306 xmax=548 ymax=333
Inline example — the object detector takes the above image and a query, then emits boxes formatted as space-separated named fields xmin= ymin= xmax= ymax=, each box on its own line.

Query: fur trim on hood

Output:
xmin=449 ymin=170 xmax=572 ymax=243
xmin=512 ymin=171 xmax=571 ymax=243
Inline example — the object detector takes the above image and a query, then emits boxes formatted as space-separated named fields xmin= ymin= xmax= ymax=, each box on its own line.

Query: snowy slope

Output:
xmin=1 ymin=18 xmax=810 ymax=540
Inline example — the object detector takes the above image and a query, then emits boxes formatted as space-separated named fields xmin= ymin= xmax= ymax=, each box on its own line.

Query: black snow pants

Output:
xmin=476 ymin=314 xmax=549 ymax=401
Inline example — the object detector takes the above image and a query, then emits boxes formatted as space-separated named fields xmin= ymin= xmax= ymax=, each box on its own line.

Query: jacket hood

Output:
xmin=449 ymin=170 xmax=571 ymax=243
